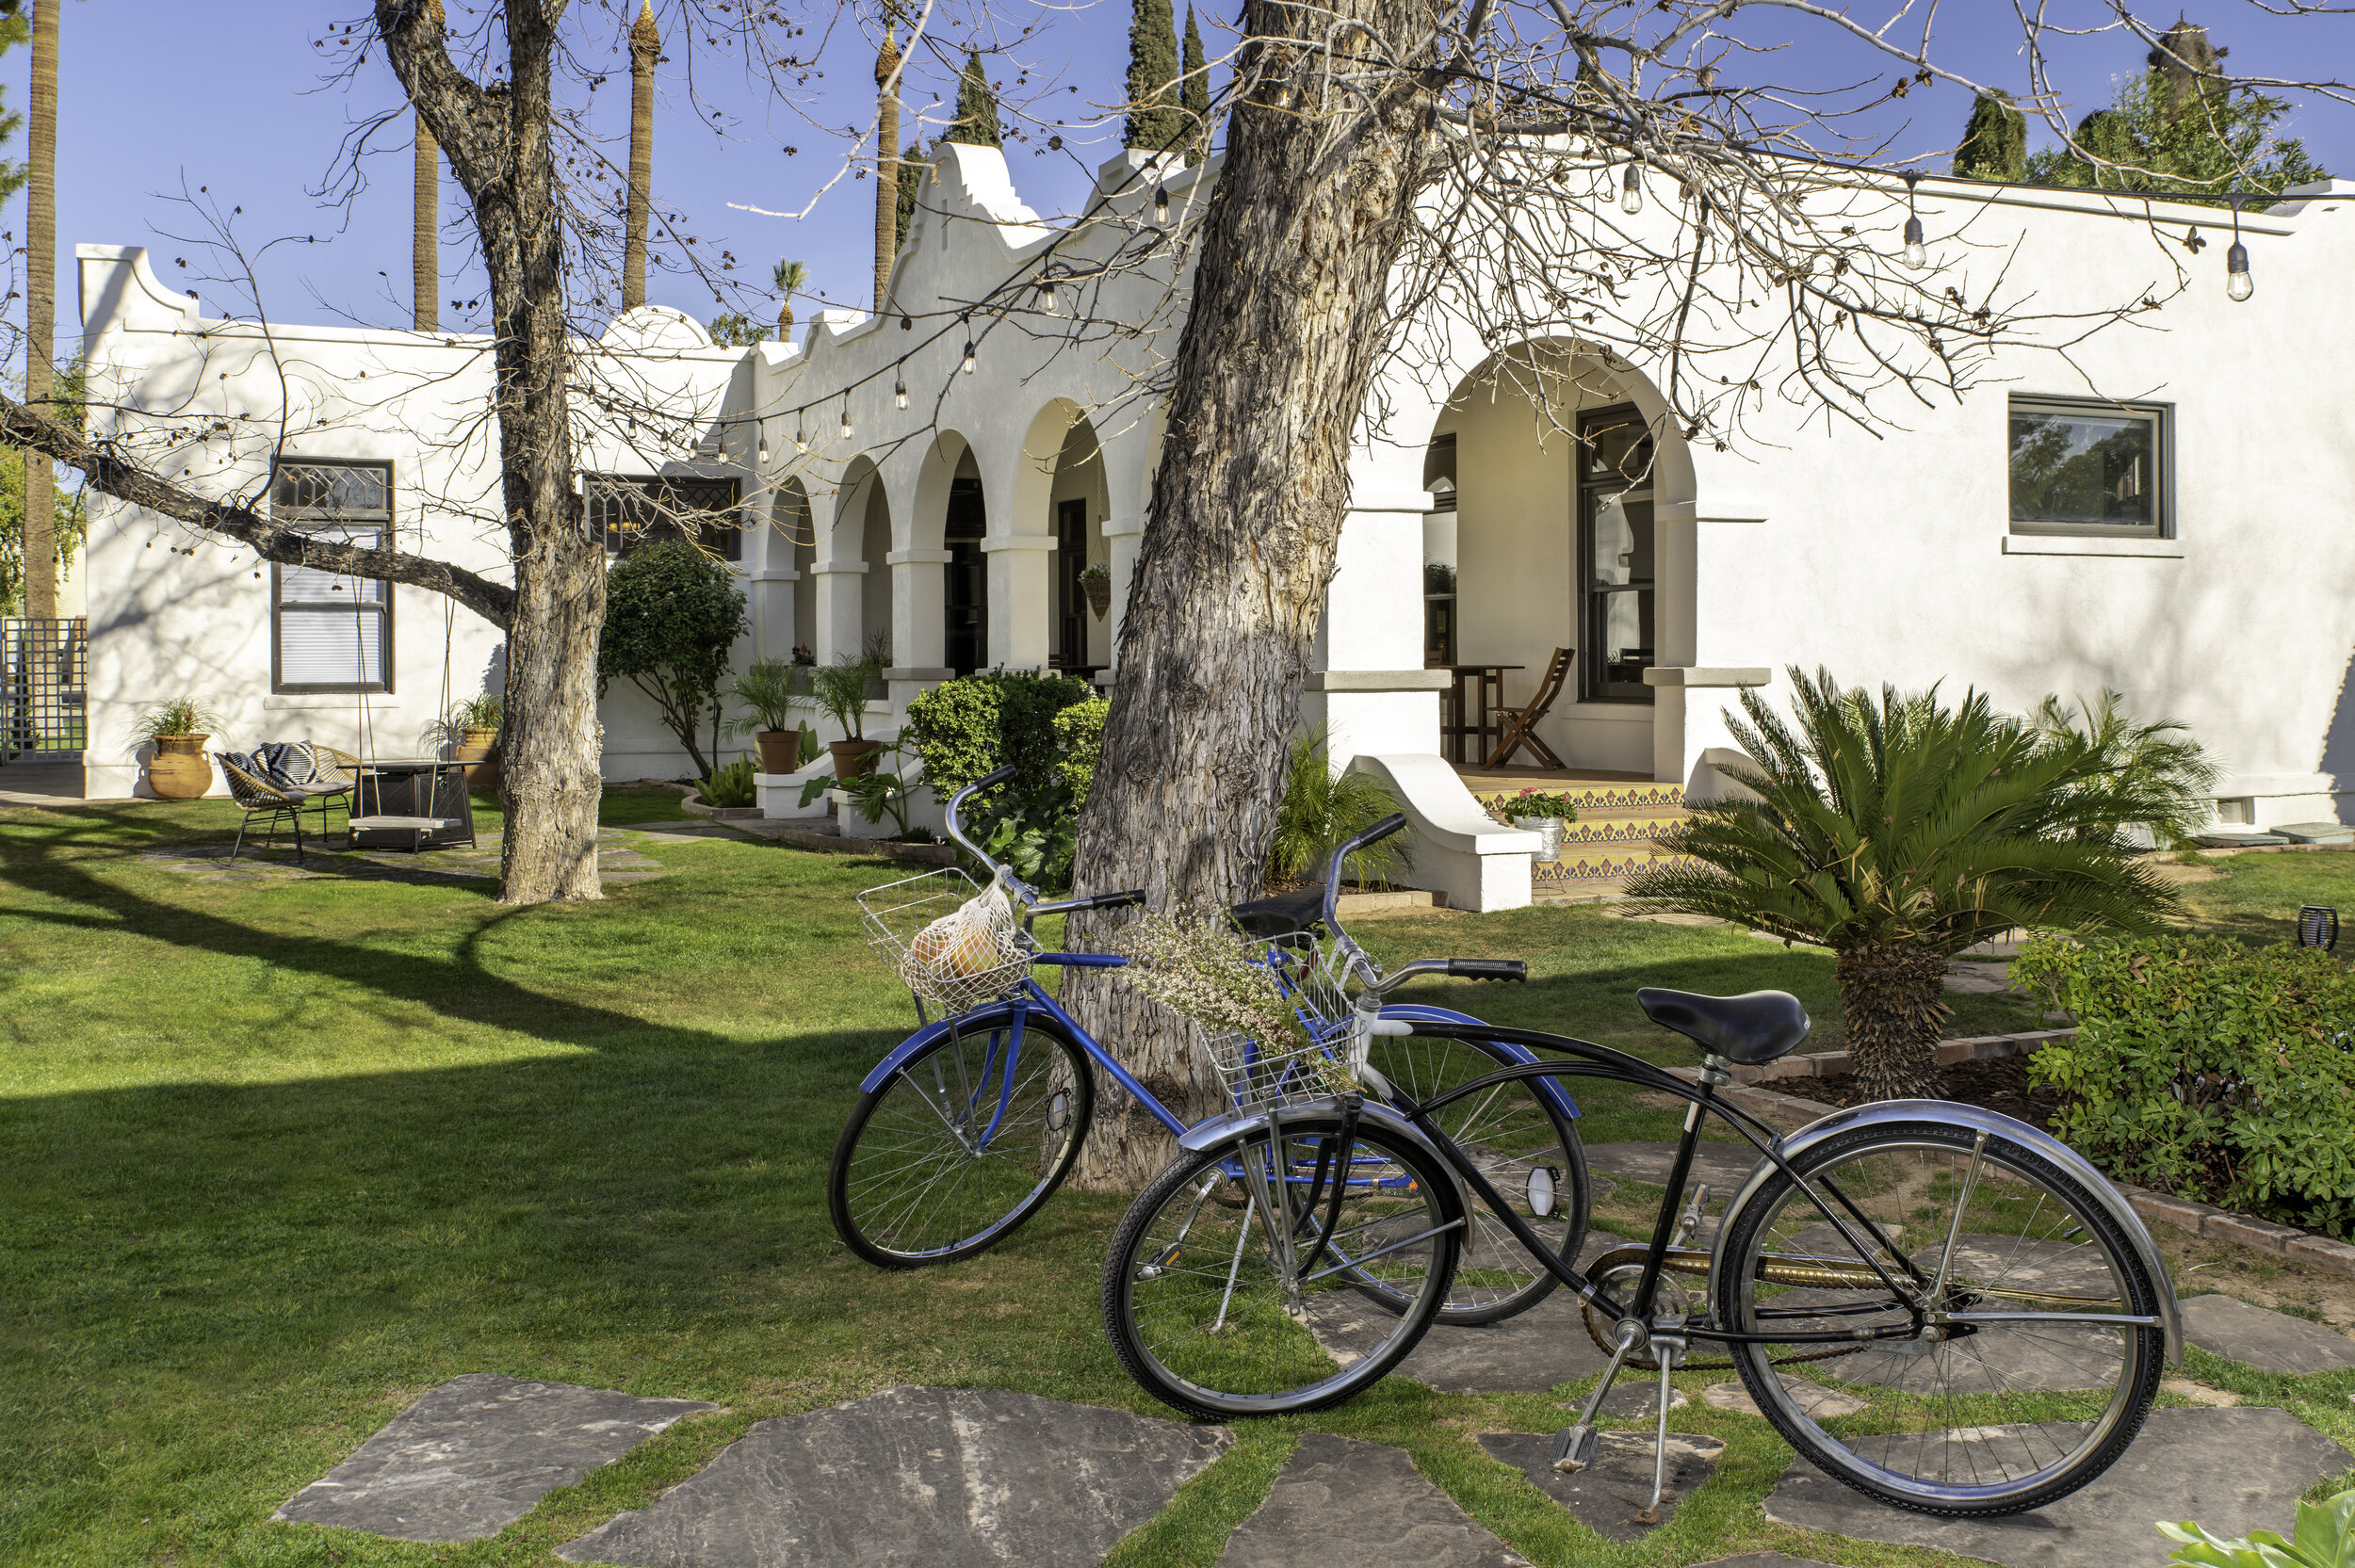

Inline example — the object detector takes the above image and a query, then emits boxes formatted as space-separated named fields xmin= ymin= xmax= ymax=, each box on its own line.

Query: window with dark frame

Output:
xmin=589 ymin=474 xmax=745 ymax=561
xmin=1576 ymin=405 xmax=1656 ymax=705
xmin=270 ymin=459 xmax=394 ymax=694
xmin=2007 ymin=397 xmax=2168 ymax=537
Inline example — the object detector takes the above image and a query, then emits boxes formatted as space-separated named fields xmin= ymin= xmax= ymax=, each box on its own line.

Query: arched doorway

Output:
xmin=1046 ymin=415 xmax=1112 ymax=676
xmin=944 ymin=453 xmax=988 ymax=676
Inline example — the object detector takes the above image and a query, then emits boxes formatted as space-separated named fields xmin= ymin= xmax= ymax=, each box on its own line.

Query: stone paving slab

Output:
xmin=1218 ymin=1432 xmax=1529 ymax=1568
xmin=558 ymin=1386 xmax=1227 ymax=1568
xmin=1692 ymin=1558 xmax=1839 ymax=1568
xmin=2183 ymin=1293 xmax=2355 ymax=1374
xmin=1582 ymin=1141 xmax=1761 ymax=1196
xmin=274 ymin=1373 xmax=716 ymax=1544
xmin=1762 ymin=1406 xmax=2351 ymax=1567
xmin=1341 ymin=1235 xmax=1620 ymax=1395
xmin=1478 ymin=1429 xmax=1724 ymax=1541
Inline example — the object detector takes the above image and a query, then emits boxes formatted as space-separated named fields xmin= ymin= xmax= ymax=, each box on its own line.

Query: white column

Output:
xmin=885 ymin=547 xmax=952 ymax=703
xmin=810 ymin=557 xmax=869 ymax=670
xmin=1314 ymin=492 xmax=1446 ymax=771
xmin=982 ymin=535 xmax=1056 ymax=671
xmin=1100 ymin=513 xmax=1145 ymax=675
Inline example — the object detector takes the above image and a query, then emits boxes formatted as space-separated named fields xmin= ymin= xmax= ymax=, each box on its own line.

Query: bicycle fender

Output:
xmin=1707 ymin=1099 xmax=2181 ymax=1366
xmin=1175 ymin=1102 xmax=1468 ymax=1228
xmin=1376 ymin=1003 xmax=1583 ymax=1121
xmin=858 ymin=1001 xmax=1055 ymax=1095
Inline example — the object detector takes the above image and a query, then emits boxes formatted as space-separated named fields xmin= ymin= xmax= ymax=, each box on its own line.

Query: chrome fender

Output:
xmin=1176 ymin=1101 xmax=1470 ymax=1229
xmin=1707 ymin=1099 xmax=2182 ymax=1366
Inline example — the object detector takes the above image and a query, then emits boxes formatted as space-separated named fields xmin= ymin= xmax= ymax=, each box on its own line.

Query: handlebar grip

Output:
xmin=1353 ymin=813 xmax=1410 ymax=851
xmin=1060 ymin=888 xmax=1146 ymax=913
xmin=969 ymin=765 xmax=1018 ymax=791
xmin=1447 ymin=958 xmax=1527 ymax=982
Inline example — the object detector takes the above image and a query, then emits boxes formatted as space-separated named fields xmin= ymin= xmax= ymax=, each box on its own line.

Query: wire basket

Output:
xmin=859 ymin=866 xmax=1043 ymax=1017
xmin=1196 ymin=934 xmax=1364 ymax=1113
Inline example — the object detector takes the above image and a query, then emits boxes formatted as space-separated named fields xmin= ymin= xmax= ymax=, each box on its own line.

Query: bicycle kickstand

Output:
xmin=1632 ymin=1330 xmax=1685 ymax=1526
xmin=1551 ymin=1316 xmax=1647 ymax=1474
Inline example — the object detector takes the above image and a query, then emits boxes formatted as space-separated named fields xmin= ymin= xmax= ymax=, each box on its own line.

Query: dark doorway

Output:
xmin=1577 ymin=405 xmax=1656 ymax=704
xmin=1054 ymin=498 xmax=1089 ymax=671
xmin=944 ymin=477 xmax=988 ymax=676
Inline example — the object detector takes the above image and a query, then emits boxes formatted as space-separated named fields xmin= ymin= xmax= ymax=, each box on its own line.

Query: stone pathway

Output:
xmin=137 ymin=826 xmax=700 ymax=887
xmin=1321 ymin=1234 xmax=1620 ymax=1395
xmin=2184 ymin=1293 xmax=2355 ymax=1374
xmin=1218 ymin=1432 xmax=1526 ymax=1568
xmin=274 ymin=1374 xmax=715 ymax=1544
xmin=1582 ymin=1140 xmax=1762 ymax=1197
xmin=1763 ymin=1406 xmax=2352 ymax=1568
xmin=1478 ymin=1430 xmax=1724 ymax=1541
xmin=558 ymin=1387 xmax=1227 ymax=1568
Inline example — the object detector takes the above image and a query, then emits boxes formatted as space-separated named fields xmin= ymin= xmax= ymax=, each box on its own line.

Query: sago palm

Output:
xmin=1625 ymin=669 xmax=2180 ymax=1100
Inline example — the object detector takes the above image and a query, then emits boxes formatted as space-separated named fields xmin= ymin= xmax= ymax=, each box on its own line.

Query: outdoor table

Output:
xmin=349 ymin=758 xmax=478 ymax=851
xmin=1434 ymin=663 xmax=1521 ymax=766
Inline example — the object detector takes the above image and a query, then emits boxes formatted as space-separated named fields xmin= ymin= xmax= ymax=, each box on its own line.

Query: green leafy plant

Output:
xmin=904 ymin=670 xmax=1095 ymax=795
xmin=2022 ymin=66 xmax=2327 ymax=207
xmin=596 ymin=539 xmax=750 ymax=778
xmin=804 ymin=651 xmax=885 ymax=742
xmin=1052 ymin=697 xmax=1108 ymax=801
xmin=1267 ymin=724 xmax=1411 ymax=889
xmin=798 ymin=727 xmax=824 ymax=768
xmin=449 ymin=691 xmax=504 ymax=731
xmin=970 ymin=775 xmax=1082 ymax=891
xmin=1423 ymin=561 xmax=1457 ymax=594
xmin=1625 ymin=669 xmax=2180 ymax=1100
xmin=2031 ymin=688 xmax=2220 ymax=849
xmin=723 ymin=656 xmax=811 ymax=736
xmin=2162 ymin=1483 xmax=2355 ymax=1565
xmin=127 ymin=696 xmax=221 ymax=746
xmin=2014 ymin=935 xmax=2355 ymax=1237
xmin=705 ymin=312 xmax=770 ymax=348
xmin=1078 ymin=560 xmax=1110 ymax=584
xmin=1505 ymin=791 xmax=1578 ymax=821
xmin=698 ymin=756 xmax=759 ymax=809
xmin=804 ymin=734 xmax=920 ymax=836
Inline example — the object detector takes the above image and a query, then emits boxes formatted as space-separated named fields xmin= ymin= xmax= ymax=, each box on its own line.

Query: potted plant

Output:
xmin=723 ymin=656 xmax=813 ymax=774
xmin=808 ymin=651 xmax=886 ymax=778
xmin=438 ymin=691 xmax=505 ymax=793
xmin=1507 ymin=790 xmax=1578 ymax=865
xmin=130 ymin=696 xmax=222 ymax=800
xmin=1079 ymin=560 xmax=1112 ymax=621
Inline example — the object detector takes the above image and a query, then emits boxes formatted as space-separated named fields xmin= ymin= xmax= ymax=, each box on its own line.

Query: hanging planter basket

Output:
xmin=1082 ymin=575 xmax=1112 ymax=621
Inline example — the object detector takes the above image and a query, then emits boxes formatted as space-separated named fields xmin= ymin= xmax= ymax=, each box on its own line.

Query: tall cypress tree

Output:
xmin=1125 ymin=0 xmax=1183 ymax=152
xmin=1181 ymin=6 xmax=1209 ymax=166
xmin=945 ymin=50 xmax=1001 ymax=147
xmin=1953 ymin=90 xmax=2026 ymax=181
xmin=895 ymin=140 xmax=925 ymax=246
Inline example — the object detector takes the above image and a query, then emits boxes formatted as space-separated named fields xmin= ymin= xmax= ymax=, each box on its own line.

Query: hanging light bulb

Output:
xmin=2226 ymin=239 xmax=2253 ymax=301
xmin=1620 ymin=162 xmax=1643 ymax=216
xmin=1153 ymin=185 xmax=1170 ymax=223
xmin=961 ymin=339 xmax=977 ymax=376
xmin=839 ymin=396 xmax=853 ymax=443
xmin=894 ymin=363 xmax=908 ymax=410
xmin=794 ymin=415 xmax=808 ymax=453
xmin=1899 ymin=174 xmax=1928 ymax=269
xmin=757 ymin=434 xmax=770 ymax=465
xmin=1035 ymin=278 xmax=1058 ymax=315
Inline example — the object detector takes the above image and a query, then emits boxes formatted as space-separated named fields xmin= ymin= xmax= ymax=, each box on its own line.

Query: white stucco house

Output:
xmin=70 ymin=144 xmax=2355 ymax=911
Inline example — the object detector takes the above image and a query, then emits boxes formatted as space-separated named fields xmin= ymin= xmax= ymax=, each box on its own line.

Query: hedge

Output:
xmin=903 ymin=671 xmax=1096 ymax=796
xmin=2014 ymin=934 xmax=2355 ymax=1237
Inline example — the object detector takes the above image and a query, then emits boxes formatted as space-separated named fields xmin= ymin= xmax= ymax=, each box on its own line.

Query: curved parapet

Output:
xmin=1348 ymin=752 xmax=1538 ymax=913
xmin=76 ymin=245 xmax=203 ymax=343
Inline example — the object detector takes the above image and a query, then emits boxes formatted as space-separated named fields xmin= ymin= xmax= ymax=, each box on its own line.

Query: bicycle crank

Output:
xmin=1579 ymin=1246 xmax=1868 ymax=1371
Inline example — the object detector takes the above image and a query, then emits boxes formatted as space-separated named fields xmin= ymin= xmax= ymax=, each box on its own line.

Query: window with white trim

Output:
xmin=270 ymin=459 xmax=394 ymax=693
xmin=2008 ymin=397 xmax=2169 ymax=538
xmin=589 ymin=474 xmax=743 ymax=561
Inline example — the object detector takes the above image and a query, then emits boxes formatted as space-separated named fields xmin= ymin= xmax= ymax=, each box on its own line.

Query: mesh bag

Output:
xmin=859 ymin=866 xmax=1042 ymax=1016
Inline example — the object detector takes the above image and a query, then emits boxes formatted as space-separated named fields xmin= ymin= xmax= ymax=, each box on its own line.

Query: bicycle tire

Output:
xmin=828 ymin=1011 xmax=1095 ymax=1268
xmin=1363 ymin=1027 xmax=1588 ymax=1324
xmin=1713 ymin=1117 xmax=2164 ymax=1517
xmin=1102 ymin=1110 xmax=1459 ymax=1419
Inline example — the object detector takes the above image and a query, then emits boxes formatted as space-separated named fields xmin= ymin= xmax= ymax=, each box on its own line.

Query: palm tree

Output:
xmin=1625 ymin=669 xmax=2180 ymax=1100
xmin=22 ymin=0 xmax=56 ymax=619
xmin=772 ymin=258 xmax=806 ymax=339
xmin=413 ymin=0 xmax=444 ymax=331
xmin=2030 ymin=688 xmax=2220 ymax=849
xmin=623 ymin=1 xmax=658 ymax=311
xmin=872 ymin=21 xmax=900 ymax=315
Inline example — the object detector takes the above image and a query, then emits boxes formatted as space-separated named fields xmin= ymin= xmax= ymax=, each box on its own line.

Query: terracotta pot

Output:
xmin=452 ymin=726 xmax=503 ymax=794
xmin=147 ymin=734 xmax=214 ymax=800
xmin=1082 ymin=574 xmax=1112 ymax=620
xmin=829 ymin=739 xmax=883 ymax=779
xmin=755 ymin=729 xmax=799 ymax=774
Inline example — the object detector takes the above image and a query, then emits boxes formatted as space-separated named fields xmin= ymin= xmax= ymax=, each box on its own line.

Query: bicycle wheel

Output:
xmin=828 ymin=1010 xmax=1095 ymax=1268
xmin=1364 ymin=1028 xmax=1588 ymax=1324
xmin=1102 ymin=1110 xmax=1459 ymax=1419
xmin=1713 ymin=1117 xmax=2166 ymax=1516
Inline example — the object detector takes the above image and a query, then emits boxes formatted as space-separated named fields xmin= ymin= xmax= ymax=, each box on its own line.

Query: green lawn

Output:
xmin=1 ymin=804 xmax=2346 ymax=1567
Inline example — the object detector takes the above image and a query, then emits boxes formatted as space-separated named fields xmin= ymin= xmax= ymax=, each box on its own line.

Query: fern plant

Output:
xmin=1266 ymin=726 xmax=1411 ymax=889
xmin=1625 ymin=669 xmax=2178 ymax=1100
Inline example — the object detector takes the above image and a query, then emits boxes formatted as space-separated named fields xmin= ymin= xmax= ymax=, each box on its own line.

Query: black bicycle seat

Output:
xmin=1636 ymin=987 xmax=1811 ymax=1066
xmin=1229 ymin=887 xmax=1327 ymax=938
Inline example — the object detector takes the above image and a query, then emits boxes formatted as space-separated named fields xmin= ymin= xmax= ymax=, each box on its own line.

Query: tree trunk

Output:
xmin=623 ymin=2 xmax=658 ymax=311
xmin=414 ymin=109 xmax=439 ymax=331
xmin=1061 ymin=0 xmax=1444 ymax=1189
xmin=23 ymin=0 xmax=57 ymax=620
xmin=1836 ymin=943 xmax=1951 ymax=1101
xmin=873 ymin=32 xmax=900 ymax=315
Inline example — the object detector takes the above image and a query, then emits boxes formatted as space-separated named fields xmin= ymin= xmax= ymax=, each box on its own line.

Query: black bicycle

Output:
xmin=1102 ymin=815 xmax=2179 ymax=1520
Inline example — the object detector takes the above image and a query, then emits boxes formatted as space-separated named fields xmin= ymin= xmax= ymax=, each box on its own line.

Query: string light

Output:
xmin=1900 ymin=174 xmax=1927 ymax=270
xmin=961 ymin=339 xmax=976 ymax=376
xmin=894 ymin=362 xmax=908 ymax=410
xmin=1035 ymin=278 xmax=1058 ymax=315
xmin=839 ymin=395 xmax=853 ymax=443
xmin=1620 ymin=161 xmax=1643 ymax=216
xmin=794 ymin=414 xmax=808 ymax=453
xmin=2226 ymin=200 xmax=2253 ymax=301
xmin=1153 ymin=185 xmax=1169 ymax=223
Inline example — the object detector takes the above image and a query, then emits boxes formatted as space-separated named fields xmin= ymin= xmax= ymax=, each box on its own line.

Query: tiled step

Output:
xmin=1466 ymin=779 xmax=1696 ymax=903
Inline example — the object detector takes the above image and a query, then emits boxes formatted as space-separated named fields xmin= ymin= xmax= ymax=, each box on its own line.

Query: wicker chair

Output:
xmin=217 ymin=744 xmax=357 ymax=863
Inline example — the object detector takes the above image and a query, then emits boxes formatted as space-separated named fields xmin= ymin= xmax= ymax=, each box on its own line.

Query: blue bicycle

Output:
xmin=827 ymin=768 xmax=1591 ymax=1324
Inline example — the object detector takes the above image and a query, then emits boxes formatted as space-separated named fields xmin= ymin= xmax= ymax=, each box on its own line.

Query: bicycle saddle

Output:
xmin=1228 ymin=887 xmax=1326 ymax=938
xmin=1636 ymin=987 xmax=1811 ymax=1066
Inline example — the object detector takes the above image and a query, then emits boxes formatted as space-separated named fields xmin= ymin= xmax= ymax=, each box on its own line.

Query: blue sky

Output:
xmin=28 ymin=2 xmax=2354 ymax=349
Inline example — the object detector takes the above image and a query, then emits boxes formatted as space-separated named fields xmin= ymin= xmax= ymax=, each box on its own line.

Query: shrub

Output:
xmin=2161 ymin=1483 xmax=2355 ymax=1566
xmin=597 ymin=540 xmax=750 ymax=778
xmin=1267 ymin=725 xmax=1409 ymax=888
xmin=903 ymin=671 xmax=1095 ymax=796
xmin=1052 ymin=697 xmax=1108 ymax=800
xmin=698 ymin=756 xmax=758 ymax=808
xmin=2014 ymin=934 xmax=2355 ymax=1237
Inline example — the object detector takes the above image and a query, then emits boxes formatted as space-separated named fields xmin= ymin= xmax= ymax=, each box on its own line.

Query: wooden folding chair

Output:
xmin=1483 ymin=647 xmax=1574 ymax=769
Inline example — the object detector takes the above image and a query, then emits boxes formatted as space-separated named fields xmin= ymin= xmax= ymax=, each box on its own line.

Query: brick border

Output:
xmin=1666 ymin=1026 xmax=2355 ymax=1280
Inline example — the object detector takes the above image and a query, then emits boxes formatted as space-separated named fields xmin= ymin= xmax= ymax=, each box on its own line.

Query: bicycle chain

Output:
xmin=1577 ymin=1247 xmax=1864 ymax=1371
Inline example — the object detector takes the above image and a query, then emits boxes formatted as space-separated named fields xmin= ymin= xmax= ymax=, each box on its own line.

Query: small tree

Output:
xmin=1179 ymin=7 xmax=1209 ymax=166
xmin=1625 ymin=670 xmax=2179 ymax=1101
xmin=596 ymin=541 xmax=749 ymax=779
xmin=1125 ymin=0 xmax=1183 ymax=153
xmin=944 ymin=50 xmax=999 ymax=148
xmin=1954 ymin=91 xmax=2026 ymax=182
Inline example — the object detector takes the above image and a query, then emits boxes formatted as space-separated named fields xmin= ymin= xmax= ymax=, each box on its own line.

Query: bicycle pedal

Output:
xmin=1549 ymin=1423 xmax=1599 ymax=1473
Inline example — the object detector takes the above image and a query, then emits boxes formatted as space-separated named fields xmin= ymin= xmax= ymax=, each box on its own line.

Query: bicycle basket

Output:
xmin=1195 ymin=934 xmax=1361 ymax=1113
xmin=859 ymin=866 xmax=1042 ymax=1015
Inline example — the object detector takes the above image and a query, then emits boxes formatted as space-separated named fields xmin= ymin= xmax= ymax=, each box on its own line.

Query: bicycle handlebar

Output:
xmin=1323 ymin=813 xmax=1409 ymax=980
xmin=941 ymin=766 xmax=1141 ymax=919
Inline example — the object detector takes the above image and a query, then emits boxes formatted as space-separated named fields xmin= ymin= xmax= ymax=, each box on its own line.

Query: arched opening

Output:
xmin=1046 ymin=414 xmax=1113 ymax=676
xmin=859 ymin=475 xmax=893 ymax=665
xmin=769 ymin=479 xmax=816 ymax=660
xmin=945 ymin=450 xmax=988 ymax=676
xmin=1427 ymin=340 xmax=1689 ymax=779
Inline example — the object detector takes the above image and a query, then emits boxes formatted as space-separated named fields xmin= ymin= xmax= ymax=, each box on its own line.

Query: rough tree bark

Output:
xmin=623 ymin=1 xmax=657 ymax=311
xmin=1062 ymin=0 xmax=1446 ymax=1189
xmin=1837 ymin=942 xmax=1951 ymax=1101
xmin=23 ymin=0 xmax=57 ymax=619
xmin=379 ymin=0 xmax=604 ymax=904
xmin=873 ymin=27 xmax=900 ymax=314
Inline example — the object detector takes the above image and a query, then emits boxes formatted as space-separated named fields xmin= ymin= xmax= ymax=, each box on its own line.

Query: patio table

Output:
xmin=1433 ymin=663 xmax=1521 ymax=766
